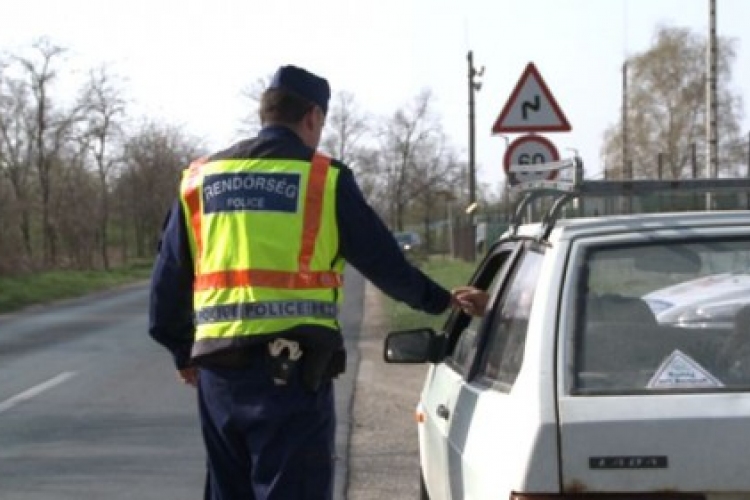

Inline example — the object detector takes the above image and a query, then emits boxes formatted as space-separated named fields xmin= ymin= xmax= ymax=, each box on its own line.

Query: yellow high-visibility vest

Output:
xmin=179 ymin=153 xmax=344 ymax=355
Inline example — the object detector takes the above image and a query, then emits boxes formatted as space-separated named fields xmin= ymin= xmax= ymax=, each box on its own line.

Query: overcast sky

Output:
xmin=2 ymin=0 xmax=748 ymax=195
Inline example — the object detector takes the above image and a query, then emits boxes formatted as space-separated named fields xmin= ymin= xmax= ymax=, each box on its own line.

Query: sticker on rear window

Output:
xmin=647 ymin=349 xmax=724 ymax=389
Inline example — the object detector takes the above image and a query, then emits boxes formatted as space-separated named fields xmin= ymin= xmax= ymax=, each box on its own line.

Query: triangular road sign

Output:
xmin=491 ymin=62 xmax=571 ymax=134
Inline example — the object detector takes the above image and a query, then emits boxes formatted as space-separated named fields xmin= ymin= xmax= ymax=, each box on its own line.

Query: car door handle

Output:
xmin=436 ymin=404 xmax=450 ymax=420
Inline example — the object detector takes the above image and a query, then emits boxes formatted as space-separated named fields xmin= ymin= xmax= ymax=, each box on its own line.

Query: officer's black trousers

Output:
xmin=198 ymin=352 xmax=335 ymax=500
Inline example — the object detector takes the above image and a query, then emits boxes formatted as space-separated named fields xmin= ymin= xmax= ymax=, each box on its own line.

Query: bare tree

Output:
xmin=0 ymin=61 xmax=27 ymax=272
xmin=320 ymin=91 xmax=369 ymax=165
xmin=602 ymin=25 xmax=744 ymax=180
xmin=81 ymin=65 xmax=127 ymax=270
xmin=16 ymin=38 xmax=84 ymax=266
xmin=410 ymin=134 xmax=464 ymax=250
xmin=378 ymin=89 xmax=448 ymax=231
xmin=0 ymin=68 xmax=36 ymax=261
xmin=346 ymin=146 xmax=387 ymax=212
xmin=117 ymin=122 xmax=203 ymax=257
xmin=52 ymin=139 xmax=98 ymax=269
xmin=237 ymin=75 xmax=271 ymax=137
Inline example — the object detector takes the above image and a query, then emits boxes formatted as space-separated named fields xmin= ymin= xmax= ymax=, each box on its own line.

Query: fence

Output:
xmin=405 ymin=212 xmax=511 ymax=262
xmin=408 ymin=187 xmax=750 ymax=263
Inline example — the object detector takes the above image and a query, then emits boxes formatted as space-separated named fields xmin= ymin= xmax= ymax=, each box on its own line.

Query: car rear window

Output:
xmin=573 ymin=236 xmax=750 ymax=394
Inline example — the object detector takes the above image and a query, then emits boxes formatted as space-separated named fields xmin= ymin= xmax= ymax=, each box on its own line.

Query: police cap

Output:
xmin=268 ymin=65 xmax=331 ymax=115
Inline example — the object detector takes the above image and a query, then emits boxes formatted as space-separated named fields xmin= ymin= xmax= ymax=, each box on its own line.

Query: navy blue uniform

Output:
xmin=149 ymin=126 xmax=452 ymax=499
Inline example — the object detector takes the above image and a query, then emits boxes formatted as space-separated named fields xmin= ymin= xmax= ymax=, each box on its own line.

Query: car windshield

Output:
xmin=573 ymin=236 xmax=750 ymax=394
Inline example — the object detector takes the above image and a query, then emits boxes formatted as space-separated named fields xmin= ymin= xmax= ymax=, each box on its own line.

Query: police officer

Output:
xmin=149 ymin=65 xmax=469 ymax=500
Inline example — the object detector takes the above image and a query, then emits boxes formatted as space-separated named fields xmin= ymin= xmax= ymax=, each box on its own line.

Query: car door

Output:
xmin=445 ymin=243 xmax=549 ymax=500
xmin=557 ymin=232 xmax=750 ymax=493
xmin=419 ymin=241 xmax=521 ymax=500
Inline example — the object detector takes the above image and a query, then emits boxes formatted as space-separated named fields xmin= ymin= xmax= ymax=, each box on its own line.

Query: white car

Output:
xmin=644 ymin=272 xmax=750 ymax=329
xmin=394 ymin=231 xmax=423 ymax=253
xmin=385 ymin=168 xmax=750 ymax=500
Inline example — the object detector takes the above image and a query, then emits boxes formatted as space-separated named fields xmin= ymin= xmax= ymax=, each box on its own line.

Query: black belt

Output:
xmin=197 ymin=344 xmax=269 ymax=368
xmin=197 ymin=342 xmax=347 ymax=390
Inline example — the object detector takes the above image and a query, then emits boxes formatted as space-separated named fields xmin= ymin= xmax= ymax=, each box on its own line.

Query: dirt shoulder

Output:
xmin=346 ymin=282 xmax=429 ymax=500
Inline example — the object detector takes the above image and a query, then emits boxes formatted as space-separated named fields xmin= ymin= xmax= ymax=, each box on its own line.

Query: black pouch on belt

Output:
xmin=302 ymin=347 xmax=347 ymax=392
xmin=325 ymin=349 xmax=346 ymax=378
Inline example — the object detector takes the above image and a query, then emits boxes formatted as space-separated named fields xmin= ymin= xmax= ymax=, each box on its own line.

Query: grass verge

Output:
xmin=1 ymin=256 xmax=477 ymax=328
xmin=387 ymin=256 xmax=476 ymax=332
xmin=0 ymin=260 xmax=153 ymax=314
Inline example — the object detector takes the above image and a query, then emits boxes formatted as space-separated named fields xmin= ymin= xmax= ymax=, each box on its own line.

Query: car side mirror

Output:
xmin=384 ymin=328 xmax=445 ymax=364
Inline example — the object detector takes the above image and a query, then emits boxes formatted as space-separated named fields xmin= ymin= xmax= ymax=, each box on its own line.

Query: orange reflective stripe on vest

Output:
xmin=189 ymin=153 xmax=337 ymax=291
xmin=183 ymin=157 xmax=208 ymax=272
xmin=194 ymin=268 xmax=342 ymax=290
xmin=299 ymin=153 xmax=329 ymax=272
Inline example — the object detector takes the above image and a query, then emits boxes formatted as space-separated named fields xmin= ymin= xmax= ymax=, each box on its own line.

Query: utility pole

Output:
xmin=468 ymin=50 xmax=483 ymax=205
xmin=621 ymin=60 xmax=629 ymax=180
xmin=622 ymin=59 xmax=632 ymax=213
xmin=467 ymin=50 xmax=483 ymax=262
xmin=706 ymin=0 xmax=718 ymax=209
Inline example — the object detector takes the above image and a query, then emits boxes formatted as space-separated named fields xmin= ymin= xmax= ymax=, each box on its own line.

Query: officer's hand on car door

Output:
xmin=452 ymin=286 xmax=489 ymax=317
xmin=178 ymin=367 xmax=199 ymax=387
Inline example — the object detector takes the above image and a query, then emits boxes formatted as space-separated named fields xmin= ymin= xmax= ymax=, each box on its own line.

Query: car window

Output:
xmin=475 ymin=248 xmax=544 ymax=391
xmin=573 ymin=236 xmax=750 ymax=394
xmin=445 ymin=245 xmax=517 ymax=377
xmin=448 ymin=317 xmax=481 ymax=376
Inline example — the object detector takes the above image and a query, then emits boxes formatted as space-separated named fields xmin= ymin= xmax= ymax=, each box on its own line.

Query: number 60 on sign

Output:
xmin=503 ymin=135 xmax=560 ymax=186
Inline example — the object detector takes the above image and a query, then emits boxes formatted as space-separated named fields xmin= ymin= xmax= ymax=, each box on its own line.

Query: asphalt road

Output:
xmin=0 ymin=268 xmax=425 ymax=500
xmin=0 ymin=283 xmax=205 ymax=499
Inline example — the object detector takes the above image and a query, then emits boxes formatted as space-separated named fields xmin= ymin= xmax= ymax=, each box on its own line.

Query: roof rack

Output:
xmin=508 ymin=157 xmax=750 ymax=241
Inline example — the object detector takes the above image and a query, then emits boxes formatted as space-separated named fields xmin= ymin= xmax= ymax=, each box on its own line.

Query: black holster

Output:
xmin=302 ymin=348 xmax=346 ymax=392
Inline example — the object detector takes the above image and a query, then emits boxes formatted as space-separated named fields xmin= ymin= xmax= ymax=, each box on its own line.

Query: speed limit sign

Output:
xmin=503 ymin=135 xmax=559 ymax=186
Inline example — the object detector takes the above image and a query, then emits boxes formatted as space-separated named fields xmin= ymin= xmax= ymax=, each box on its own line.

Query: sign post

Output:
xmin=492 ymin=62 xmax=573 ymax=221
xmin=492 ymin=62 xmax=571 ymax=134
